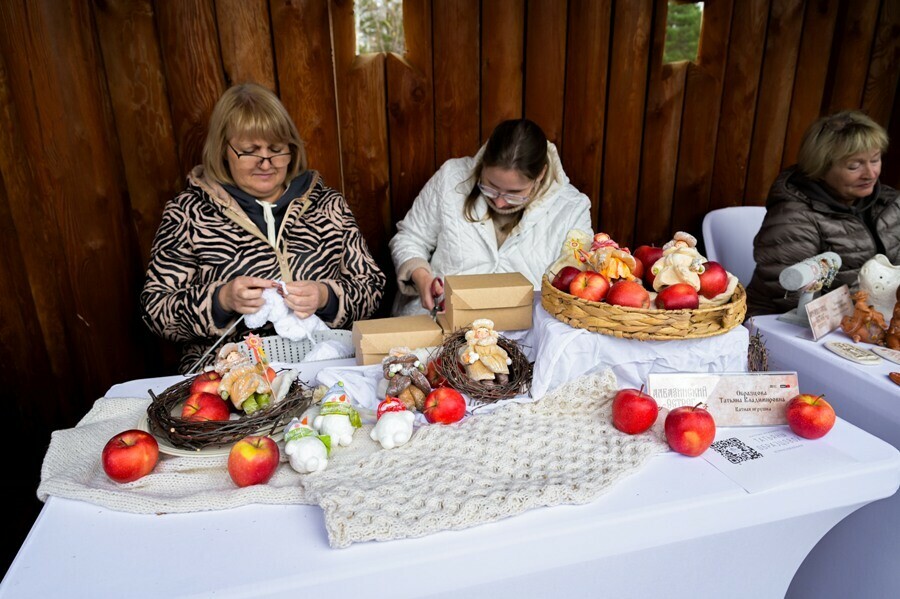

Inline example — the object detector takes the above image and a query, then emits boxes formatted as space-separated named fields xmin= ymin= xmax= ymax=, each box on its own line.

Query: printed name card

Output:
xmin=805 ymin=285 xmax=852 ymax=341
xmin=647 ymin=372 xmax=799 ymax=426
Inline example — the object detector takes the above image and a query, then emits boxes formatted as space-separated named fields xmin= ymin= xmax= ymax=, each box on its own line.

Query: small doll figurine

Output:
xmin=546 ymin=228 xmax=592 ymax=278
xmin=283 ymin=415 xmax=330 ymax=473
xmin=582 ymin=232 xmax=639 ymax=282
xmin=381 ymin=347 xmax=432 ymax=411
xmin=651 ymin=231 xmax=706 ymax=291
xmin=840 ymin=291 xmax=887 ymax=345
xmin=369 ymin=397 xmax=416 ymax=449
xmin=312 ymin=381 xmax=361 ymax=447
xmin=458 ymin=319 xmax=512 ymax=386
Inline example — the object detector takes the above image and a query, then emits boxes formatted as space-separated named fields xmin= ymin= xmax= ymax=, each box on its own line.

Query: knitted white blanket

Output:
xmin=38 ymin=371 xmax=667 ymax=547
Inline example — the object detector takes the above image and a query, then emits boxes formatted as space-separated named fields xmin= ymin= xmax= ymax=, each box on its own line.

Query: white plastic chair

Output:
xmin=701 ymin=206 xmax=767 ymax=287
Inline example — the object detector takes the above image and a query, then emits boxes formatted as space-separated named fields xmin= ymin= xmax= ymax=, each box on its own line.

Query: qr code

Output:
xmin=710 ymin=438 xmax=763 ymax=465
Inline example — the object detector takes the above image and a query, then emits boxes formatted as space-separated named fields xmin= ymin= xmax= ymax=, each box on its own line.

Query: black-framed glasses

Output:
xmin=477 ymin=181 xmax=534 ymax=206
xmin=228 ymin=143 xmax=292 ymax=168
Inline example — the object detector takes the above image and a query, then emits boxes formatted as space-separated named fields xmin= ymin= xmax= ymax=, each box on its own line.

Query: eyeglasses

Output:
xmin=228 ymin=143 xmax=292 ymax=168
xmin=477 ymin=181 xmax=535 ymax=206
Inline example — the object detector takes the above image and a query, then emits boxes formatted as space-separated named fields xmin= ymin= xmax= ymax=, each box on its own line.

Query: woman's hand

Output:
xmin=281 ymin=280 xmax=328 ymax=319
xmin=411 ymin=267 xmax=442 ymax=311
xmin=218 ymin=276 xmax=276 ymax=314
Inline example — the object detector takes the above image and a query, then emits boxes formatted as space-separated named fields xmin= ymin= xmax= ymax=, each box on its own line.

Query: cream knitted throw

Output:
xmin=38 ymin=371 xmax=667 ymax=547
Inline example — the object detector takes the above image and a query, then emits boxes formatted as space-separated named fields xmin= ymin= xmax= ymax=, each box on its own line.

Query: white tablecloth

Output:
xmin=750 ymin=315 xmax=900 ymax=599
xmin=3 ymin=362 xmax=899 ymax=598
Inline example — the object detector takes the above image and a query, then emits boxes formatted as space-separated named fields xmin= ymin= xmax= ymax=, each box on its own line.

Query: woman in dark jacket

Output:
xmin=747 ymin=111 xmax=899 ymax=316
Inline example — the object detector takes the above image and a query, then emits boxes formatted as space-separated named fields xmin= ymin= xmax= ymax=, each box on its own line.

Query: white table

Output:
xmin=3 ymin=365 xmax=899 ymax=598
xmin=750 ymin=315 xmax=900 ymax=599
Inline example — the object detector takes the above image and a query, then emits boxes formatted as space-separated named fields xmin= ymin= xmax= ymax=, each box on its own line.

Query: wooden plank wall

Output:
xmin=0 ymin=0 xmax=898 ymax=541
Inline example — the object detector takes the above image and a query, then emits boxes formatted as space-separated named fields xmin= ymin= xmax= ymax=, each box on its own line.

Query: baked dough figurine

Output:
xmin=283 ymin=415 xmax=330 ymax=474
xmin=369 ymin=398 xmax=415 ymax=450
xmin=458 ymin=319 xmax=512 ymax=386
xmin=381 ymin=347 xmax=432 ymax=411
xmin=583 ymin=232 xmax=639 ymax=282
xmin=884 ymin=287 xmax=900 ymax=350
xmin=546 ymin=229 xmax=591 ymax=279
xmin=840 ymin=291 xmax=887 ymax=345
xmin=214 ymin=342 xmax=273 ymax=414
xmin=312 ymin=381 xmax=361 ymax=447
xmin=651 ymin=231 xmax=706 ymax=291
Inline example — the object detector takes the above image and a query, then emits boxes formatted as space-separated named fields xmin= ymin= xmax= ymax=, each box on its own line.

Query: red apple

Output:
xmin=630 ymin=256 xmax=644 ymax=280
xmin=181 ymin=392 xmax=231 ymax=422
xmin=425 ymin=357 xmax=448 ymax=388
xmin=227 ymin=436 xmax=280 ymax=487
xmin=655 ymin=283 xmax=700 ymax=310
xmin=569 ymin=271 xmax=610 ymax=302
xmin=786 ymin=394 xmax=836 ymax=439
xmin=665 ymin=404 xmax=716 ymax=457
xmin=101 ymin=430 xmax=159 ymax=483
xmin=634 ymin=245 xmax=664 ymax=287
xmin=606 ymin=279 xmax=651 ymax=308
xmin=698 ymin=261 xmax=729 ymax=299
xmin=190 ymin=371 xmax=221 ymax=395
xmin=551 ymin=265 xmax=584 ymax=292
xmin=423 ymin=387 xmax=467 ymax=424
xmin=612 ymin=387 xmax=659 ymax=434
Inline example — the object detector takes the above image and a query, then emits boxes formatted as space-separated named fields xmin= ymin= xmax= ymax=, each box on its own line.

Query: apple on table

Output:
xmin=423 ymin=387 xmax=467 ymax=424
xmin=228 ymin=436 xmax=280 ymax=487
xmin=102 ymin=429 xmax=159 ymax=483
xmin=664 ymin=404 xmax=716 ymax=457
xmin=612 ymin=387 xmax=659 ymax=434
xmin=786 ymin=394 xmax=835 ymax=439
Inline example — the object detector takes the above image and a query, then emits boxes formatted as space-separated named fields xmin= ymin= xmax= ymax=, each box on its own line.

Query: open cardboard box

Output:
xmin=351 ymin=315 xmax=444 ymax=365
xmin=440 ymin=272 xmax=533 ymax=333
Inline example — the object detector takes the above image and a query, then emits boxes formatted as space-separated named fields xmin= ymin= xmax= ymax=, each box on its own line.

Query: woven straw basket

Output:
xmin=541 ymin=276 xmax=747 ymax=340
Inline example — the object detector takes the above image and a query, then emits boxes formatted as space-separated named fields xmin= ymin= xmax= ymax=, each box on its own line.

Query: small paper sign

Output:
xmin=805 ymin=285 xmax=852 ymax=341
xmin=647 ymin=372 xmax=799 ymax=426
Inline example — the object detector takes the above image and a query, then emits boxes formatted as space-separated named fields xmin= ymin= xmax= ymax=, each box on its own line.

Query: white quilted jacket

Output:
xmin=390 ymin=142 xmax=592 ymax=315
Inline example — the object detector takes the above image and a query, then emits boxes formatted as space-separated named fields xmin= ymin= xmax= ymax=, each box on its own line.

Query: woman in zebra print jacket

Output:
xmin=141 ymin=84 xmax=385 ymax=373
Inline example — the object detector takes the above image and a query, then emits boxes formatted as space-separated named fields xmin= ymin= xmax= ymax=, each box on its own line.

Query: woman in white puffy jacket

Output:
xmin=390 ymin=119 xmax=593 ymax=316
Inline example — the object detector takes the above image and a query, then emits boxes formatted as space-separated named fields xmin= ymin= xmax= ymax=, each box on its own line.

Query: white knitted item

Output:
xmin=302 ymin=371 xmax=668 ymax=548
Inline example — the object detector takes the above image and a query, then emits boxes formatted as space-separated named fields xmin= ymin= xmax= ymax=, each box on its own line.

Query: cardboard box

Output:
xmin=441 ymin=272 xmax=534 ymax=332
xmin=351 ymin=315 xmax=444 ymax=365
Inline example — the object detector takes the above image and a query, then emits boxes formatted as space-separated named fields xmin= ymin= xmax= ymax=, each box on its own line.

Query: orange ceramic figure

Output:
xmin=840 ymin=291 xmax=887 ymax=345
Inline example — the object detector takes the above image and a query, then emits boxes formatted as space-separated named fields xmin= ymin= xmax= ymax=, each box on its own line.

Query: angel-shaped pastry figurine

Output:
xmin=650 ymin=231 xmax=706 ymax=291
xmin=582 ymin=232 xmax=638 ymax=282
xmin=546 ymin=229 xmax=592 ymax=278
xmin=840 ymin=291 xmax=887 ymax=345
xmin=458 ymin=319 xmax=512 ymax=386
xmin=381 ymin=347 xmax=432 ymax=411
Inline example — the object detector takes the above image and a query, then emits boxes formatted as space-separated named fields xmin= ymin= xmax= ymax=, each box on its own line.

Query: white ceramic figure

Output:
xmin=312 ymin=381 xmax=361 ymax=447
xmin=859 ymin=254 xmax=900 ymax=321
xmin=370 ymin=398 xmax=415 ymax=450
xmin=283 ymin=415 xmax=329 ymax=474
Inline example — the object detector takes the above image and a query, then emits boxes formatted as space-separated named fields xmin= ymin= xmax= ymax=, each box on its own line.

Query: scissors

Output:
xmin=429 ymin=277 xmax=444 ymax=319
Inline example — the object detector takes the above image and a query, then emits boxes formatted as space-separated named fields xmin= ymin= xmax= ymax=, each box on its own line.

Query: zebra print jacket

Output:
xmin=141 ymin=166 xmax=385 ymax=372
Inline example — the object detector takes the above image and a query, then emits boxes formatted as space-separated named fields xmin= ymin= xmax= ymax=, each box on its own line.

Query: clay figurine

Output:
xmin=369 ymin=398 xmax=416 ymax=450
xmin=312 ymin=381 xmax=361 ymax=447
xmin=858 ymin=254 xmax=900 ymax=322
xmin=883 ymin=287 xmax=900 ymax=350
xmin=650 ymin=231 xmax=706 ymax=291
xmin=381 ymin=347 xmax=432 ymax=411
xmin=840 ymin=291 xmax=887 ymax=345
xmin=458 ymin=319 xmax=512 ymax=386
xmin=283 ymin=414 xmax=330 ymax=474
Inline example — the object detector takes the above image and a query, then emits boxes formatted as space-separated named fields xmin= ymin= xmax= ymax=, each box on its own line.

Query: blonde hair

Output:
xmin=202 ymin=83 xmax=308 ymax=185
xmin=797 ymin=111 xmax=889 ymax=180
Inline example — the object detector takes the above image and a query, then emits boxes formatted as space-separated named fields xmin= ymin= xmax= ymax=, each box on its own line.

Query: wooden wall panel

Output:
xmin=433 ymin=0 xmax=480 ymax=163
xmin=215 ymin=0 xmax=277 ymax=90
xmin=744 ymin=0 xmax=805 ymax=204
xmin=862 ymin=0 xmax=900 ymax=126
xmin=636 ymin=0 xmax=686 ymax=247
xmin=601 ymin=0 xmax=652 ymax=246
xmin=562 ymin=0 xmax=612 ymax=229
xmin=481 ymin=0 xmax=526 ymax=138
xmin=156 ymin=0 xmax=226 ymax=176
xmin=670 ymin=0 xmax=734 ymax=235
xmin=386 ymin=0 xmax=435 ymax=224
xmin=271 ymin=0 xmax=342 ymax=188
xmin=826 ymin=0 xmax=880 ymax=112
xmin=783 ymin=0 xmax=840 ymax=168
xmin=524 ymin=0 xmax=568 ymax=146
xmin=92 ymin=0 xmax=181 ymax=265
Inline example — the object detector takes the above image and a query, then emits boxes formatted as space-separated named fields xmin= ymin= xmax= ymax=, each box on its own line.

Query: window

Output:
xmin=355 ymin=0 xmax=405 ymax=55
xmin=663 ymin=1 xmax=703 ymax=63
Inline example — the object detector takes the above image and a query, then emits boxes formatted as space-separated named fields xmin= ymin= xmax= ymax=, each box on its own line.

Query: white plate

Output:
xmin=136 ymin=414 xmax=283 ymax=458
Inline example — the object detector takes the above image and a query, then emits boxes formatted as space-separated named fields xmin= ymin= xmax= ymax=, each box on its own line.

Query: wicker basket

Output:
xmin=235 ymin=329 xmax=354 ymax=363
xmin=540 ymin=275 xmax=747 ymax=340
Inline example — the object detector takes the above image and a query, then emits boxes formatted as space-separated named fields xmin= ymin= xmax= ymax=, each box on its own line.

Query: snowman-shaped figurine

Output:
xmin=312 ymin=381 xmax=361 ymax=447
xmin=283 ymin=415 xmax=330 ymax=474
xmin=370 ymin=397 xmax=415 ymax=450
